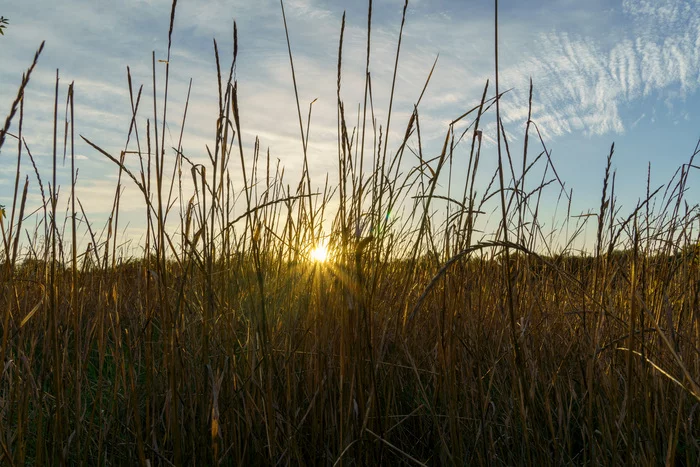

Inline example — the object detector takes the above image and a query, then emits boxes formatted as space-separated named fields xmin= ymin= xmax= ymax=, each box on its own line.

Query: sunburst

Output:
xmin=310 ymin=245 xmax=329 ymax=263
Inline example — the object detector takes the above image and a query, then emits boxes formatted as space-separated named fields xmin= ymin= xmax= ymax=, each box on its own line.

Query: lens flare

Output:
xmin=310 ymin=245 xmax=329 ymax=263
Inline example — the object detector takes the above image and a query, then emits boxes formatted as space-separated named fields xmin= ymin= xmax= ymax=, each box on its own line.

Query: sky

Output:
xmin=1 ymin=0 xmax=699 ymax=255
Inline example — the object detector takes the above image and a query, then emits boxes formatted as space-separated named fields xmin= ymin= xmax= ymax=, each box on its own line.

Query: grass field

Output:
xmin=1 ymin=1 xmax=700 ymax=465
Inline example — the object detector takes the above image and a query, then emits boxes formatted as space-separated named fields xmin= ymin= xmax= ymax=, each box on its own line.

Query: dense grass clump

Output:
xmin=1 ymin=1 xmax=699 ymax=465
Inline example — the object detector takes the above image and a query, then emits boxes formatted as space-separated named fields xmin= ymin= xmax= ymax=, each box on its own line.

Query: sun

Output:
xmin=310 ymin=245 xmax=329 ymax=263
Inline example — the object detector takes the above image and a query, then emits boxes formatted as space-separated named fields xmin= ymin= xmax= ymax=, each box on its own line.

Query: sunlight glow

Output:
xmin=310 ymin=245 xmax=329 ymax=263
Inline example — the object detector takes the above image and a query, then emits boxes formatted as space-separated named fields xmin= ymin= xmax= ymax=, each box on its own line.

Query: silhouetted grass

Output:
xmin=1 ymin=1 xmax=699 ymax=465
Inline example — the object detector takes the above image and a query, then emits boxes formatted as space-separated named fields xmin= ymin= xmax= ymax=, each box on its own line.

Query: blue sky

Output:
xmin=1 ymin=0 xmax=699 ymax=253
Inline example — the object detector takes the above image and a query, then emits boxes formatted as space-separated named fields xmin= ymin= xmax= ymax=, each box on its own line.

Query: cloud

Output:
xmin=3 ymin=0 xmax=700 ymax=247
xmin=499 ymin=0 xmax=700 ymax=138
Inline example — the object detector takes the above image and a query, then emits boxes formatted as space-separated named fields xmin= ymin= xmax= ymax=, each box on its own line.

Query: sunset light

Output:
xmin=310 ymin=245 xmax=329 ymax=263
xmin=3 ymin=0 xmax=700 ymax=462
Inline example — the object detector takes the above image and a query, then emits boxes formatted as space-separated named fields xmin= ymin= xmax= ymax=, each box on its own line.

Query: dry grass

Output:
xmin=1 ymin=1 xmax=699 ymax=465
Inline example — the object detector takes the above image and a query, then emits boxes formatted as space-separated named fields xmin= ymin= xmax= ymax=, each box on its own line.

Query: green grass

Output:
xmin=1 ymin=1 xmax=699 ymax=465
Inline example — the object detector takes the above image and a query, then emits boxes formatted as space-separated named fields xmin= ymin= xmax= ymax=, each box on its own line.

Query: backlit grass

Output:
xmin=1 ymin=1 xmax=699 ymax=465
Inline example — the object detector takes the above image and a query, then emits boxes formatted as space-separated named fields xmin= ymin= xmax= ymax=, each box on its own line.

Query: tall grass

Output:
xmin=1 ymin=1 xmax=699 ymax=464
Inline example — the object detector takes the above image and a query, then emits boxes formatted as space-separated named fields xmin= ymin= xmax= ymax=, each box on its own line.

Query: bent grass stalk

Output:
xmin=1 ymin=0 xmax=700 ymax=465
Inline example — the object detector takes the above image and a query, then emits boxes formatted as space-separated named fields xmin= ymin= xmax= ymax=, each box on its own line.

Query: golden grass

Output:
xmin=1 ymin=1 xmax=699 ymax=465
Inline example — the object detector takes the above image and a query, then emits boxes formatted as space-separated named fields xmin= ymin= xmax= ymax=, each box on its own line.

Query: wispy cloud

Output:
xmin=500 ymin=0 xmax=700 ymax=138
xmin=2 ymin=0 xmax=700 ymax=244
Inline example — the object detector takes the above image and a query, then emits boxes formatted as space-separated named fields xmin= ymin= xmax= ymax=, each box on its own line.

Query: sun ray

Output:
xmin=310 ymin=245 xmax=329 ymax=263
